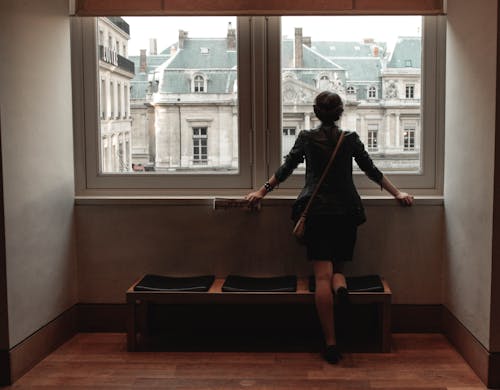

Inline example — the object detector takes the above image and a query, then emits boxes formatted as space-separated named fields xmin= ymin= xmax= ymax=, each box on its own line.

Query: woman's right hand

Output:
xmin=245 ymin=188 xmax=266 ymax=208
xmin=395 ymin=191 xmax=414 ymax=207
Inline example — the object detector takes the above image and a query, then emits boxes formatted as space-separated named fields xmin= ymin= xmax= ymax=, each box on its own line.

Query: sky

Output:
xmin=122 ymin=16 xmax=422 ymax=57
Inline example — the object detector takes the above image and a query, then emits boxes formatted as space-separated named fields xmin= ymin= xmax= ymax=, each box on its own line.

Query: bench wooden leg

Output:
xmin=380 ymin=300 xmax=392 ymax=353
xmin=127 ymin=299 xmax=137 ymax=352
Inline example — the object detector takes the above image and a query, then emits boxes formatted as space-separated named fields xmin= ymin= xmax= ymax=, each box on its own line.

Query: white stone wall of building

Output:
xmin=98 ymin=19 xmax=128 ymax=56
xmin=155 ymin=103 xmax=238 ymax=170
xmin=131 ymin=102 xmax=150 ymax=165
xmin=98 ymin=17 xmax=133 ymax=173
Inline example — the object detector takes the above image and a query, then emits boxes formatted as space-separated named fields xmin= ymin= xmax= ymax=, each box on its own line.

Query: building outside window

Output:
xmin=100 ymin=79 xmax=106 ymax=119
xmin=194 ymin=75 xmax=205 ymax=92
xmin=109 ymin=81 xmax=114 ymax=119
xmin=406 ymin=84 xmax=415 ymax=99
xmin=368 ymin=86 xmax=377 ymax=99
xmin=282 ymin=127 xmax=297 ymax=160
xmin=367 ymin=124 xmax=379 ymax=152
xmin=117 ymin=83 xmax=122 ymax=118
xmin=319 ymin=75 xmax=330 ymax=90
xmin=404 ymin=126 xmax=416 ymax=151
xmin=193 ymin=127 xmax=208 ymax=164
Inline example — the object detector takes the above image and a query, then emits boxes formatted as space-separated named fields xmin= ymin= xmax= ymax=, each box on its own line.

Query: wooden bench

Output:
xmin=126 ymin=276 xmax=392 ymax=353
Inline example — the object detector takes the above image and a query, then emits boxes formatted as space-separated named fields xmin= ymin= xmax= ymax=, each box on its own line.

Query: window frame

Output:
xmin=72 ymin=15 xmax=445 ymax=196
xmin=267 ymin=16 xmax=445 ymax=195
xmin=71 ymin=16 xmax=253 ymax=193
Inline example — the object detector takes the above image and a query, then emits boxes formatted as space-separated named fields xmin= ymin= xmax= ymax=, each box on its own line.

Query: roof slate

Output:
xmin=388 ymin=37 xmax=421 ymax=68
xmin=166 ymin=39 xmax=237 ymax=69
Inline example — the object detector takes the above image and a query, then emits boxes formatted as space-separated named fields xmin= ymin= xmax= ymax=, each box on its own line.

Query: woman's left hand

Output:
xmin=396 ymin=192 xmax=414 ymax=207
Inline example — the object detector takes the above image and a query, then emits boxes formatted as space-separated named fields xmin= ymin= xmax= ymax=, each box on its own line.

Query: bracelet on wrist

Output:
xmin=264 ymin=181 xmax=274 ymax=193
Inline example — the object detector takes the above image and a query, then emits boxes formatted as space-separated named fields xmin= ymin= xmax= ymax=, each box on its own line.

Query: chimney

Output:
xmin=139 ymin=49 xmax=147 ymax=73
xmin=294 ymin=28 xmax=303 ymax=68
xmin=302 ymin=36 xmax=311 ymax=48
xmin=178 ymin=30 xmax=188 ymax=49
xmin=149 ymin=38 xmax=157 ymax=55
xmin=227 ymin=21 xmax=236 ymax=50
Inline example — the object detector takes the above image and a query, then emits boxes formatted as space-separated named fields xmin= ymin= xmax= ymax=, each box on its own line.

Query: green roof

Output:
xmin=311 ymin=41 xmax=385 ymax=58
xmin=388 ymin=37 xmax=421 ymax=68
xmin=167 ymin=39 xmax=237 ymax=69
xmin=281 ymin=40 xmax=341 ymax=69
xmin=331 ymin=58 xmax=380 ymax=81
xmin=129 ymin=54 xmax=170 ymax=75
xmin=160 ymin=69 xmax=237 ymax=94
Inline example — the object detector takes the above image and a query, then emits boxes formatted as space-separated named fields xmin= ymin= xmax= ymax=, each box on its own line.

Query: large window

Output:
xmin=273 ymin=16 xmax=443 ymax=191
xmin=72 ymin=15 xmax=444 ymax=195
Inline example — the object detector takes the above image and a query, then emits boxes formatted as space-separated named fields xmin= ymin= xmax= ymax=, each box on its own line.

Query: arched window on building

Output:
xmin=193 ymin=74 xmax=206 ymax=93
xmin=319 ymin=75 xmax=330 ymax=90
xmin=346 ymin=86 xmax=356 ymax=94
xmin=368 ymin=86 xmax=377 ymax=99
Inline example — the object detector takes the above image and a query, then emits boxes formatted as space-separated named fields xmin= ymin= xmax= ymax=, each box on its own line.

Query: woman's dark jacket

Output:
xmin=274 ymin=126 xmax=384 ymax=225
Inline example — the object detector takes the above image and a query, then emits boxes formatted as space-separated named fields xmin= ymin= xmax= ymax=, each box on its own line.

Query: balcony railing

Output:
xmin=99 ymin=45 xmax=135 ymax=75
xmin=117 ymin=54 xmax=135 ymax=74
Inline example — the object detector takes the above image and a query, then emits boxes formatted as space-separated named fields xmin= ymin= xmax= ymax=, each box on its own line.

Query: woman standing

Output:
xmin=245 ymin=91 xmax=413 ymax=364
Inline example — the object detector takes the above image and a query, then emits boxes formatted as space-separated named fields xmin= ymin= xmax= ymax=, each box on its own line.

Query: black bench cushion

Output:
xmin=134 ymin=274 xmax=215 ymax=292
xmin=222 ymin=275 xmax=297 ymax=292
xmin=308 ymin=274 xmax=384 ymax=293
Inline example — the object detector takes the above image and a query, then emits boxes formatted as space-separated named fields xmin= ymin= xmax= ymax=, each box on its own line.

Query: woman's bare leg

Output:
xmin=313 ymin=261 xmax=335 ymax=346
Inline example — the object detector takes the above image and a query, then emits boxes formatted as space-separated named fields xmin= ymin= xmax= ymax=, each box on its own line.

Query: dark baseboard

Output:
xmin=442 ymin=305 xmax=500 ymax=388
xmin=490 ymin=352 xmax=500 ymax=387
xmin=0 ymin=349 xmax=10 ymax=386
xmin=1 ymin=305 xmax=77 ymax=385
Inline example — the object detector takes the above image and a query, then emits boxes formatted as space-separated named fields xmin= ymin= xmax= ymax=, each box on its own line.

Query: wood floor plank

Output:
xmin=4 ymin=333 xmax=487 ymax=389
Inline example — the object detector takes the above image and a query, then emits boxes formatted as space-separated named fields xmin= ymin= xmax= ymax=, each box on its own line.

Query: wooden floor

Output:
xmin=6 ymin=333 xmax=486 ymax=389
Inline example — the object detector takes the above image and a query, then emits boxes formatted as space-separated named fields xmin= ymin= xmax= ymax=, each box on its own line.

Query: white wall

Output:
xmin=444 ymin=0 xmax=498 ymax=349
xmin=0 ymin=0 xmax=77 ymax=347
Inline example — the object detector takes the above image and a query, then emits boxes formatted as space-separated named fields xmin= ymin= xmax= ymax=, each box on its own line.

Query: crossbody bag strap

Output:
xmin=300 ymin=130 xmax=345 ymax=218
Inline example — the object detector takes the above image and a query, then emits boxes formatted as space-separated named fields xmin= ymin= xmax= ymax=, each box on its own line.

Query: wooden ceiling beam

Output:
xmin=75 ymin=0 xmax=445 ymax=16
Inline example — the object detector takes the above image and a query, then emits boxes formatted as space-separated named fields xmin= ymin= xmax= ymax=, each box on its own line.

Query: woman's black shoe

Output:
xmin=336 ymin=286 xmax=350 ymax=307
xmin=324 ymin=344 xmax=343 ymax=364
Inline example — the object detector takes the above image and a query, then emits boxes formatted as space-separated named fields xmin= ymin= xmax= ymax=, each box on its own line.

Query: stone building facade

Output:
xmin=98 ymin=17 xmax=135 ymax=172
xmin=129 ymin=24 xmax=421 ymax=173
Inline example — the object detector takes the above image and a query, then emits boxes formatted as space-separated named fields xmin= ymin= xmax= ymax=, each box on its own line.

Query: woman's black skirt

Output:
xmin=304 ymin=214 xmax=358 ymax=262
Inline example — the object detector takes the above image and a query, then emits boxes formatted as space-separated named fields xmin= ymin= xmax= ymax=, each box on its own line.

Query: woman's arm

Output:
xmin=380 ymin=176 xmax=414 ymax=206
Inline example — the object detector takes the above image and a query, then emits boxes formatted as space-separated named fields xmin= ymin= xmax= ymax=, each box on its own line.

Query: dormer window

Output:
xmin=192 ymin=74 xmax=206 ymax=93
xmin=368 ymin=86 xmax=377 ymax=99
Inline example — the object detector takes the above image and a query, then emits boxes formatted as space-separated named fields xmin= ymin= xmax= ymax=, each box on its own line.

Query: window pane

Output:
xmin=281 ymin=16 xmax=422 ymax=173
xmin=98 ymin=16 xmax=239 ymax=174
